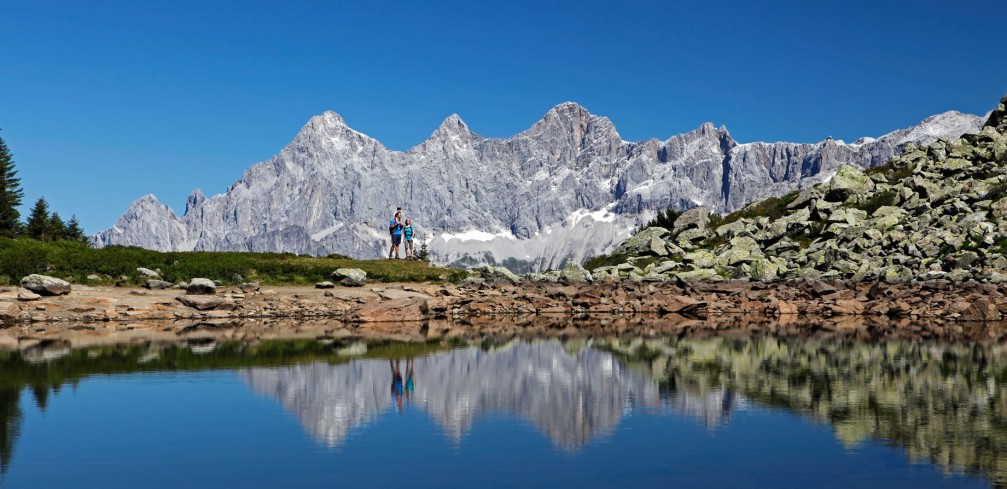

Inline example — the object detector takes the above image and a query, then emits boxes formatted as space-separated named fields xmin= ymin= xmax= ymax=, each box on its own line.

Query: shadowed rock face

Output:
xmin=241 ymin=340 xmax=736 ymax=449
xmin=93 ymin=104 xmax=982 ymax=272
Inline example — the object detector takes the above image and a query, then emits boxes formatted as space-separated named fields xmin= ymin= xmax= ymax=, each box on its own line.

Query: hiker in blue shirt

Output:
xmin=388 ymin=211 xmax=403 ymax=259
xmin=402 ymin=218 xmax=415 ymax=259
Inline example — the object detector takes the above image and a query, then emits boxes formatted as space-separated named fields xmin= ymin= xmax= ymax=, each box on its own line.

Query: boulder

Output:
xmin=616 ymin=227 xmax=671 ymax=256
xmin=672 ymin=207 xmax=710 ymax=233
xmin=479 ymin=266 xmax=521 ymax=284
xmin=86 ymin=274 xmax=103 ymax=282
xmin=176 ymin=295 xmax=235 ymax=311
xmin=559 ymin=263 xmax=593 ymax=284
xmin=145 ymin=279 xmax=173 ymax=290
xmin=17 ymin=290 xmax=41 ymax=301
xmin=137 ymin=267 xmax=160 ymax=278
xmin=827 ymin=165 xmax=874 ymax=201
xmin=240 ymin=282 xmax=261 ymax=293
xmin=315 ymin=281 xmax=336 ymax=289
xmin=186 ymin=278 xmax=217 ymax=295
xmin=20 ymin=274 xmax=71 ymax=296
xmin=332 ymin=268 xmax=367 ymax=287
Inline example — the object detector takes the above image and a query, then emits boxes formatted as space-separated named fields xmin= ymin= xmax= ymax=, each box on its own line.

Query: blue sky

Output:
xmin=1 ymin=0 xmax=1005 ymax=233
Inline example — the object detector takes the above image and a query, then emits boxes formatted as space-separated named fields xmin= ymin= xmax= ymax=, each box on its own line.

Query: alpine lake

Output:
xmin=2 ymin=316 xmax=1007 ymax=488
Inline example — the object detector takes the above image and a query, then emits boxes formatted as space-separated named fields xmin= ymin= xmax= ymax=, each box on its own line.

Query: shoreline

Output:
xmin=2 ymin=278 xmax=1006 ymax=333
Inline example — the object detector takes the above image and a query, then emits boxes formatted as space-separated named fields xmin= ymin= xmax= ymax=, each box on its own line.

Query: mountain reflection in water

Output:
xmin=241 ymin=340 xmax=739 ymax=449
xmin=243 ymin=336 xmax=1007 ymax=483
xmin=2 ymin=333 xmax=1007 ymax=486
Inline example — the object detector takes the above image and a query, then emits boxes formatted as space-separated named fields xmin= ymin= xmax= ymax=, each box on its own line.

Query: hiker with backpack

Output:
xmin=388 ymin=210 xmax=404 ymax=259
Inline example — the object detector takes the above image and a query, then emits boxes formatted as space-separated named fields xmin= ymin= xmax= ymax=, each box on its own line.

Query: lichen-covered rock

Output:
xmin=828 ymin=165 xmax=875 ymax=200
xmin=673 ymin=207 xmax=710 ymax=233
xmin=478 ymin=266 xmax=521 ymax=284
xmin=559 ymin=263 xmax=593 ymax=284
xmin=616 ymin=227 xmax=670 ymax=256
xmin=20 ymin=274 xmax=71 ymax=296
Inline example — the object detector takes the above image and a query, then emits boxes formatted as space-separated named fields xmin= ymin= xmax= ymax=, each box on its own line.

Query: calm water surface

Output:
xmin=0 ymin=335 xmax=1003 ymax=488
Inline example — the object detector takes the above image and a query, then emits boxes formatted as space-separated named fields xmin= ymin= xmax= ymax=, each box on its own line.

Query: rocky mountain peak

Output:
xmin=185 ymin=188 xmax=206 ymax=216
xmin=93 ymin=99 xmax=985 ymax=271
xmin=430 ymin=114 xmax=474 ymax=139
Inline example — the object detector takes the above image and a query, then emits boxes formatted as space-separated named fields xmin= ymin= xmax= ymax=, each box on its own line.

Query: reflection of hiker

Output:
xmin=390 ymin=359 xmax=404 ymax=413
xmin=388 ymin=210 xmax=403 ymax=259
xmin=405 ymin=358 xmax=415 ymax=404
xmin=402 ymin=219 xmax=415 ymax=259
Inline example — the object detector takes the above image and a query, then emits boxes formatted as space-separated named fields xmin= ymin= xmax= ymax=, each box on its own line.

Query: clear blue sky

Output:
xmin=1 ymin=0 xmax=1004 ymax=233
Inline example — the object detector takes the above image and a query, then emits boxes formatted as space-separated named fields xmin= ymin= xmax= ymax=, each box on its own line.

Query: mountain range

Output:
xmin=92 ymin=103 xmax=983 ymax=272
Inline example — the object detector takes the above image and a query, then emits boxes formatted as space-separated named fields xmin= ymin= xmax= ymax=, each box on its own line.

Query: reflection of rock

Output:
xmin=600 ymin=337 xmax=1007 ymax=484
xmin=243 ymin=341 xmax=732 ymax=449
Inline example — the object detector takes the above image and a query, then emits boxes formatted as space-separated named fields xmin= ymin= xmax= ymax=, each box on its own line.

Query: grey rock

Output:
xmin=186 ymin=278 xmax=217 ymax=295
xmin=616 ymin=227 xmax=669 ymax=256
xmin=86 ymin=274 xmax=103 ymax=281
xmin=673 ymin=208 xmax=709 ymax=233
xmin=20 ymin=274 xmax=71 ymax=296
xmin=315 ymin=281 xmax=336 ymax=289
xmin=145 ymin=279 xmax=173 ymax=290
xmin=92 ymin=104 xmax=982 ymax=272
xmin=240 ymin=282 xmax=261 ymax=293
xmin=332 ymin=268 xmax=367 ymax=287
xmin=480 ymin=266 xmax=521 ymax=284
xmin=137 ymin=267 xmax=160 ymax=278
xmin=559 ymin=263 xmax=593 ymax=284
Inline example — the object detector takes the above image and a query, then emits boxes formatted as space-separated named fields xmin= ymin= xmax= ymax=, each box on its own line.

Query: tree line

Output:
xmin=0 ymin=133 xmax=87 ymax=243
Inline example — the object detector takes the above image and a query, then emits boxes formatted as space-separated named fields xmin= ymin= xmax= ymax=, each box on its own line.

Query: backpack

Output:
xmin=389 ymin=219 xmax=400 ymax=235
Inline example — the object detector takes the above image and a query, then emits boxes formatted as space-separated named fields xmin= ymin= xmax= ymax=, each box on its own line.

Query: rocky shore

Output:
xmin=2 ymin=276 xmax=1007 ymax=331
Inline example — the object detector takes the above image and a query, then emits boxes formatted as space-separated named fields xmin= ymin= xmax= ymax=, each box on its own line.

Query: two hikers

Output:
xmin=388 ymin=207 xmax=416 ymax=259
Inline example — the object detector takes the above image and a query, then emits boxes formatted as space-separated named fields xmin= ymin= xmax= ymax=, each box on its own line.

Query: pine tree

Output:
xmin=65 ymin=215 xmax=86 ymax=243
xmin=0 ymin=134 xmax=24 ymax=238
xmin=48 ymin=212 xmax=66 ymax=242
xmin=416 ymin=237 xmax=430 ymax=262
xmin=25 ymin=197 xmax=50 ymax=241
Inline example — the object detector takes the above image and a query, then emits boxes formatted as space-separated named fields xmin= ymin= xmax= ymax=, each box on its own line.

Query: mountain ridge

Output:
xmin=92 ymin=102 xmax=984 ymax=272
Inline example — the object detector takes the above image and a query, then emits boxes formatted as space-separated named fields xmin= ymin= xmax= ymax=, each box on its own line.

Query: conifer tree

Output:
xmin=65 ymin=215 xmax=86 ymax=243
xmin=25 ymin=197 xmax=50 ymax=241
xmin=48 ymin=212 xmax=66 ymax=242
xmin=0 ymin=134 xmax=23 ymax=238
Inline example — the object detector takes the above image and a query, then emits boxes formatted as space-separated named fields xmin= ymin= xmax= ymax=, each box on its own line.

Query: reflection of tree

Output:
xmin=600 ymin=337 xmax=1007 ymax=485
xmin=0 ymin=389 xmax=22 ymax=476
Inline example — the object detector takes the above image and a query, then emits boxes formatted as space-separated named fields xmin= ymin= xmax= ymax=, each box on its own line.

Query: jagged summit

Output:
xmin=93 ymin=99 xmax=984 ymax=272
xmin=185 ymin=189 xmax=206 ymax=216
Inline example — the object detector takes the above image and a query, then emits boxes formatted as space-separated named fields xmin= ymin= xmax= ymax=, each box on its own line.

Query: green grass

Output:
xmin=0 ymin=238 xmax=468 ymax=286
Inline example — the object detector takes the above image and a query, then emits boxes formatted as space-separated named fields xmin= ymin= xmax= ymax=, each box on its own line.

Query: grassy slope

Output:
xmin=0 ymin=238 xmax=468 ymax=285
